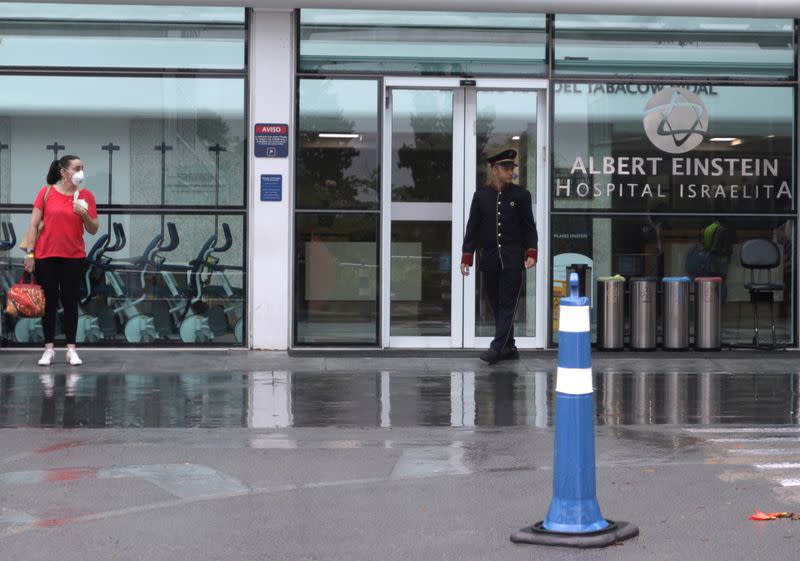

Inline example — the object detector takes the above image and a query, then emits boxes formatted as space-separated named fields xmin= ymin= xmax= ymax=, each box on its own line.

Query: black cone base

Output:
xmin=510 ymin=520 xmax=639 ymax=548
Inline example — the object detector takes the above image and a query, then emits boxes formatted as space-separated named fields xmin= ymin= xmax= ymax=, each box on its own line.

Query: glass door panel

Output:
xmin=472 ymin=90 xmax=539 ymax=342
xmin=382 ymin=79 xmax=546 ymax=349
xmin=390 ymin=221 xmax=452 ymax=336
xmin=387 ymin=89 xmax=463 ymax=344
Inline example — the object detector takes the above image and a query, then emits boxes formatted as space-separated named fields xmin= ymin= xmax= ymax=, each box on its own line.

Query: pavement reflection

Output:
xmin=0 ymin=370 xmax=798 ymax=429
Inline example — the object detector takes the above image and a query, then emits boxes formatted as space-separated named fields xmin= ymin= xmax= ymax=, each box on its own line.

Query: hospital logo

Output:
xmin=643 ymin=87 xmax=708 ymax=154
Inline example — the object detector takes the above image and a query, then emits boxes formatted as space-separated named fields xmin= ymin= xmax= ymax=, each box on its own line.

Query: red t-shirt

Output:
xmin=33 ymin=185 xmax=98 ymax=259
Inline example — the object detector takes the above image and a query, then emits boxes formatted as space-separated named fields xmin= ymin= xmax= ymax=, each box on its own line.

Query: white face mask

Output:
xmin=70 ymin=169 xmax=85 ymax=187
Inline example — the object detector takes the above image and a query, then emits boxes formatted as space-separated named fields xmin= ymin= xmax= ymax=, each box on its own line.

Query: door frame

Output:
xmin=380 ymin=77 xmax=550 ymax=349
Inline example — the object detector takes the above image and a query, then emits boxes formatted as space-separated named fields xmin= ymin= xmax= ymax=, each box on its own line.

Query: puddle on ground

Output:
xmin=0 ymin=371 xmax=798 ymax=428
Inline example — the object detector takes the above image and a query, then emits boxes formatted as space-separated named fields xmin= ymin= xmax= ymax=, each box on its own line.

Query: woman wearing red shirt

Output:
xmin=22 ymin=155 xmax=99 ymax=366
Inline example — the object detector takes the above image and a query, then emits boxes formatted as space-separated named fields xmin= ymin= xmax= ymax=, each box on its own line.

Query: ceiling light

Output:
xmin=512 ymin=136 xmax=520 ymax=141
xmin=710 ymin=137 xmax=736 ymax=142
xmin=730 ymin=138 xmax=742 ymax=146
xmin=319 ymin=133 xmax=360 ymax=139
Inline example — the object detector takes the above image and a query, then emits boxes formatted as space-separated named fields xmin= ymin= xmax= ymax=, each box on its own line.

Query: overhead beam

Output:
xmin=9 ymin=0 xmax=800 ymax=18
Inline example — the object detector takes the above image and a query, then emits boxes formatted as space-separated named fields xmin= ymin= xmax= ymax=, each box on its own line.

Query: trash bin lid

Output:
xmin=694 ymin=276 xmax=724 ymax=283
xmin=598 ymin=275 xmax=625 ymax=282
xmin=662 ymin=276 xmax=691 ymax=283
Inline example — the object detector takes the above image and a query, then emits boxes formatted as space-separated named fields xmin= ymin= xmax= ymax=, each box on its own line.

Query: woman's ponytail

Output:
xmin=46 ymin=159 xmax=61 ymax=185
xmin=45 ymin=154 xmax=79 ymax=185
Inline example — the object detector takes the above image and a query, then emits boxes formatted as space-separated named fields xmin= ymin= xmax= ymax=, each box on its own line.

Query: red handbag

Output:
xmin=5 ymin=272 xmax=45 ymax=318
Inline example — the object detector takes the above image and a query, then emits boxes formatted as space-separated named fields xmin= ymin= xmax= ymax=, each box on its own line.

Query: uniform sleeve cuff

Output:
xmin=526 ymin=249 xmax=538 ymax=261
xmin=461 ymin=253 xmax=474 ymax=267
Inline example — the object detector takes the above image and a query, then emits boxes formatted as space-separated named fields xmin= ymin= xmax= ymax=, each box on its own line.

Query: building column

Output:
xmin=248 ymin=9 xmax=295 ymax=349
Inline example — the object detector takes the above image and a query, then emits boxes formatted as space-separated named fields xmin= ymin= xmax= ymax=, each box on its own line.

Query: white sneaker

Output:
xmin=66 ymin=348 xmax=83 ymax=366
xmin=38 ymin=349 xmax=55 ymax=366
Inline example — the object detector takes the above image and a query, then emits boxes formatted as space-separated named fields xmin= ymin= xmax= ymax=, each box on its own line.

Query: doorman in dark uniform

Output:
xmin=460 ymin=149 xmax=538 ymax=364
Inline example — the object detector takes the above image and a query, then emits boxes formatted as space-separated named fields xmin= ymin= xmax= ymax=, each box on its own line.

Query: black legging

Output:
xmin=34 ymin=257 xmax=84 ymax=345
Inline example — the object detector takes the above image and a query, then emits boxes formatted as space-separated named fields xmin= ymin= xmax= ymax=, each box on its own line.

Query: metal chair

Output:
xmin=740 ymin=238 xmax=783 ymax=347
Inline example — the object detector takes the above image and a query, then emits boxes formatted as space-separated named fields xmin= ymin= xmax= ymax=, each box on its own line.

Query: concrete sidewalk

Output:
xmin=0 ymin=348 xmax=800 ymax=373
xmin=0 ymin=423 xmax=798 ymax=560
xmin=0 ymin=348 xmax=799 ymax=560
xmin=1 ymin=348 xmax=798 ymax=375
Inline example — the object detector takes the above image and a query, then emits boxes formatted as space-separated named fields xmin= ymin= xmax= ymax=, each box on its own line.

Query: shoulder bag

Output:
xmin=5 ymin=272 xmax=45 ymax=318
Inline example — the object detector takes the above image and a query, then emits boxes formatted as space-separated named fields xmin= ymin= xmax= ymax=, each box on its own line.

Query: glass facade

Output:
xmin=554 ymin=15 xmax=794 ymax=78
xmin=553 ymin=84 xmax=794 ymax=213
xmin=299 ymin=9 xmax=547 ymax=76
xmin=295 ymin=78 xmax=380 ymax=346
xmin=0 ymin=5 xmax=247 ymax=347
xmin=294 ymin=213 xmax=378 ymax=345
xmin=0 ymin=76 xmax=246 ymax=207
xmin=4 ymin=5 xmax=796 ymax=350
xmin=296 ymin=9 xmax=798 ymax=350
xmin=552 ymin=214 xmax=794 ymax=346
xmin=552 ymin=79 xmax=795 ymax=346
xmin=297 ymin=79 xmax=380 ymax=210
xmin=0 ymin=4 xmax=245 ymax=69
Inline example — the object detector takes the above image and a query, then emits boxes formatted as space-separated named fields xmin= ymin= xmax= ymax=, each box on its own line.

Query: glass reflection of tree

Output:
xmin=298 ymin=82 xmax=366 ymax=209
xmin=395 ymin=97 xmax=453 ymax=202
xmin=475 ymin=111 xmax=495 ymax=189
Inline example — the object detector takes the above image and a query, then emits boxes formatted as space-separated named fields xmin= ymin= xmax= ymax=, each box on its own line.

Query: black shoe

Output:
xmin=480 ymin=348 xmax=500 ymax=365
xmin=500 ymin=346 xmax=520 ymax=361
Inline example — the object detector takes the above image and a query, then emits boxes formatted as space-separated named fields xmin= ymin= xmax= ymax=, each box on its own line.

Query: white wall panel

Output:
xmin=248 ymin=10 xmax=294 ymax=349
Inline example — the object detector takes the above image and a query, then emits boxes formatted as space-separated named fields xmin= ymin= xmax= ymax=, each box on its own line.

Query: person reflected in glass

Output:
xmin=701 ymin=216 xmax=734 ymax=303
xmin=22 ymin=155 xmax=98 ymax=366
xmin=460 ymin=149 xmax=538 ymax=364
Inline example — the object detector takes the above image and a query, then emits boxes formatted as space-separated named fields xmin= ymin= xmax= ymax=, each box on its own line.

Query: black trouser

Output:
xmin=482 ymin=266 xmax=524 ymax=352
xmin=35 ymin=257 xmax=84 ymax=345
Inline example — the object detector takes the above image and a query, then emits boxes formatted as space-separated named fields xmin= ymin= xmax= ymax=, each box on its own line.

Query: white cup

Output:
xmin=75 ymin=199 xmax=88 ymax=211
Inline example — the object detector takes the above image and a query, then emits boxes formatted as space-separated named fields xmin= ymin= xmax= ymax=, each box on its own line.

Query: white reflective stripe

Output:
xmin=687 ymin=428 xmax=800 ymax=434
xmin=558 ymin=306 xmax=590 ymax=333
xmin=555 ymin=367 xmax=593 ymax=395
xmin=709 ymin=437 xmax=800 ymax=443
xmin=756 ymin=463 xmax=800 ymax=470
xmin=729 ymin=449 xmax=800 ymax=456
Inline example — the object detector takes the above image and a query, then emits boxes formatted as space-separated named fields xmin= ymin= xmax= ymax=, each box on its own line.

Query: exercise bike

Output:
xmin=92 ymin=223 xmax=159 ymax=343
xmin=147 ymin=223 xmax=214 ymax=344
xmin=79 ymin=223 xmax=130 ymax=343
xmin=201 ymin=223 xmax=245 ymax=343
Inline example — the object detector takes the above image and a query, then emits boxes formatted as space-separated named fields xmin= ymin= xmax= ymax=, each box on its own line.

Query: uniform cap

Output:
xmin=487 ymin=149 xmax=518 ymax=166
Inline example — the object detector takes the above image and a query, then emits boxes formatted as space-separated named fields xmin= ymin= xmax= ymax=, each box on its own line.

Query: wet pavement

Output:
xmin=0 ymin=350 xmax=799 ymax=560
xmin=0 ymin=370 xmax=799 ymax=428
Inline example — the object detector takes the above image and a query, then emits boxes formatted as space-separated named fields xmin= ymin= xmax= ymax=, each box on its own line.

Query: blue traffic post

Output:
xmin=511 ymin=273 xmax=639 ymax=548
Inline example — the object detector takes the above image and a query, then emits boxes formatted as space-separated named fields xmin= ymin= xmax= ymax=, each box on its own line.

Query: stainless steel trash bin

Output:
xmin=662 ymin=276 xmax=690 ymax=350
xmin=695 ymin=276 xmax=723 ymax=350
xmin=597 ymin=275 xmax=625 ymax=350
xmin=630 ymin=277 xmax=657 ymax=350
